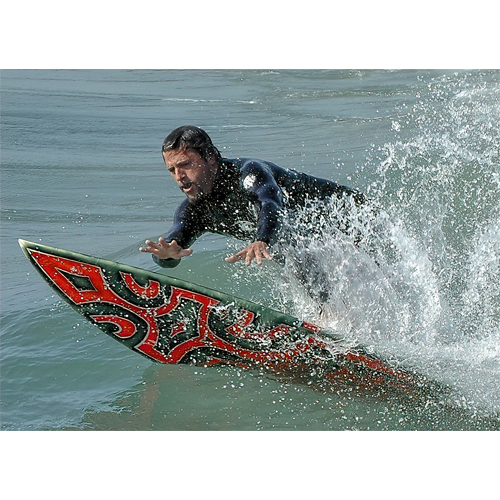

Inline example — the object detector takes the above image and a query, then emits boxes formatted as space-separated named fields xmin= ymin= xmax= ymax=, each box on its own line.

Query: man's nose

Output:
xmin=173 ymin=168 xmax=185 ymax=181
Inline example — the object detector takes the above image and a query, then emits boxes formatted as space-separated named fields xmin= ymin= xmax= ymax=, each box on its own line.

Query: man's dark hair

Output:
xmin=162 ymin=126 xmax=222 ymax=162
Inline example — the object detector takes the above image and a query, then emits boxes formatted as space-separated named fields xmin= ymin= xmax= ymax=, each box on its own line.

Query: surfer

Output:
xmin=141 ymin=125 xmax=366 ymax=273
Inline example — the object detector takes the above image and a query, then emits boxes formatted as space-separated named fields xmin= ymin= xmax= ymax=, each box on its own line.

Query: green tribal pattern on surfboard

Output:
xmin=19 ymin=239 xmax=418 ymax=392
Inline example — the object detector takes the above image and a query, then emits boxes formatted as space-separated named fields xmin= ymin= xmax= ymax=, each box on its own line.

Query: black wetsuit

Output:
xmin=153 ymin=158 xmax=364 ymax=269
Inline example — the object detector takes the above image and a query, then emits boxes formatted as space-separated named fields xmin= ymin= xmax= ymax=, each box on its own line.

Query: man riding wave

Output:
xmin=141 ymin=125 xmax=366 ymax=275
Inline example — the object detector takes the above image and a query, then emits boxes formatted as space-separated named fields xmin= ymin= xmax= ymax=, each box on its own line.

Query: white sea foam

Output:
xmin=272 ymin=73 xmax=500 ymax=414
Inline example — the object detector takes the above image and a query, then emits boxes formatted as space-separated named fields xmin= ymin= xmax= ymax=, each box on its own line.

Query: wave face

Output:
xmin=271 ymin=72 xmax=500 ymax=414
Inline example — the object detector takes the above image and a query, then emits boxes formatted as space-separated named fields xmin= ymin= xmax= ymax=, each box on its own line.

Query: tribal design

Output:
xmin=25 ymin=248 xmax=330 ymax=368
xmin=22 ymin=243 xmax=420 ymax=393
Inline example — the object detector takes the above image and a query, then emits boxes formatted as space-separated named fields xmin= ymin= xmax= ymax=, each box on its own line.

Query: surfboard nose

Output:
xmin=18 ymin=239 xmax=36 ymax=254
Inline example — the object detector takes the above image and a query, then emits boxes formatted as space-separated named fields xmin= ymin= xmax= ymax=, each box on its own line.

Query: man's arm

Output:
xmin=140 ymin=199 xmax=201 ymax=268
xmin=226 ymin=160 xmax=283 ymax=265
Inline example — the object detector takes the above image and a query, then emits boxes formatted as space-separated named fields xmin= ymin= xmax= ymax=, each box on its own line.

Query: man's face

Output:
xmin=163 ymin=148 xmax=218 ymax=203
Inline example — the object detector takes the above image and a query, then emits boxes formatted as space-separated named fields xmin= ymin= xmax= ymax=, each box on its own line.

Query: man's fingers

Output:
xmin=225 ymin=248 xmax=248 ymax=263
xmin=143 ymin=238 xmax=172 ymax=249
xmin=226 ymin=247 xmax=272 ymax=265
xmin=254 ymin=250 xmax=263 ymax=265
xmin=225 ymin=252 xmax=244 ymax=263
xmin=145 ymin=239 xmax=158 ymax=248
xmin=253 ymin=247 xmax=273 ymax=265
xmin=140 ymin=240 xmax=158 ymax=252
xmin=140 ymin=238 xmax=192 ymax=260
xmin=262 ymin=249 xmax=272 ymax=261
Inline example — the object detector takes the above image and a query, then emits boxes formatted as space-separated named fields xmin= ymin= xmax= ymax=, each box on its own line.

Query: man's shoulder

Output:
xmin=173 ymin=197 xmax=193 ymax=218
xmin=228 ymin=157 xmax=282 ymax=177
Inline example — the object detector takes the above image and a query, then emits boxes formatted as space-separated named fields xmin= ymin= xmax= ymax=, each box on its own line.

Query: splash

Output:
xmin=276 ymin=72 xmax=500 ymax=414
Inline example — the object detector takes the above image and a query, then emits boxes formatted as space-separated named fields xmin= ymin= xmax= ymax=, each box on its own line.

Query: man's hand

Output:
xmin=225 ymin=241 xmax=272 ymax=266
xmin=140 ymin=238 xmax=193 ymax=260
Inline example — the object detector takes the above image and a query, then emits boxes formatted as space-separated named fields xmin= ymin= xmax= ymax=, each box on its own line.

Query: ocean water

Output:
xmin=2 ymin=69 xmax=500 ymax=431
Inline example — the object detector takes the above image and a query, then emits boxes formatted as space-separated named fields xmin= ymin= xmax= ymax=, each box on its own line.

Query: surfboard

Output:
xmin=19 ymin=239 xmax=419 ymax=393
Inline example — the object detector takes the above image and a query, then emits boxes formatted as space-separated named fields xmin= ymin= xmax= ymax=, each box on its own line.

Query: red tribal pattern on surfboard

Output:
xmin=26 ymin=248 xmax=331 ymax=366
xmin=25 ymin=247 xmax=419 ymax=390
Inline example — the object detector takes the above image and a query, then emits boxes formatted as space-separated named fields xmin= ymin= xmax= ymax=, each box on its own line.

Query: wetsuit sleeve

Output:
xmin=240 ymin=160 xmax=284 ymax=246
xmin=153 ymin=199 xmax=203 ymax=268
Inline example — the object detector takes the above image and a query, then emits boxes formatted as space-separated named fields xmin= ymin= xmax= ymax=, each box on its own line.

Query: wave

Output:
xmin=268 ymin=72 xmax=500 ymax=415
